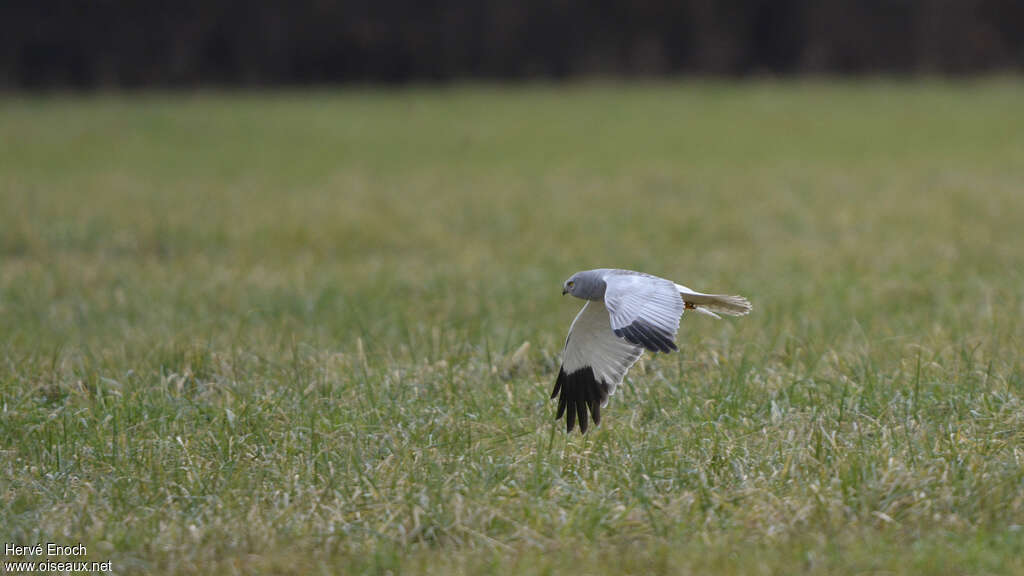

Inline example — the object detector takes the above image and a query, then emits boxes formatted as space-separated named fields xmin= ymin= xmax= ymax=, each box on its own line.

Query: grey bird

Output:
xmin=551 ymin=268 xmax=752 ymax=433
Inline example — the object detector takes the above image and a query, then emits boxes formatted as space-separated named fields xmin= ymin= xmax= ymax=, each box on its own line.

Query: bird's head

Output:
xmin=562 ymin=270 xmax=604 ymax=300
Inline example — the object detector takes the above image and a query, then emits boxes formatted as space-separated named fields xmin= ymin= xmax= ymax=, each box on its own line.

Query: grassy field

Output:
xmin=2 ymin=80 xmax=1024 ymax=575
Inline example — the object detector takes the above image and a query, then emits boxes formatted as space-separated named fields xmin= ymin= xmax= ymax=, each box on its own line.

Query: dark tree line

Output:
xmin=2 ymin=0 xmax=1022 ymax=88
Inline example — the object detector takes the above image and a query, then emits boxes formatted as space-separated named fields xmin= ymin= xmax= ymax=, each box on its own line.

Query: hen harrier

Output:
xmin=552 ymin=268 xmax=751 ymax=433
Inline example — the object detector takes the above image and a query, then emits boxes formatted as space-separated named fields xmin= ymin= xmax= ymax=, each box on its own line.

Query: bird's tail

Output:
xmin=675 ymin=284 xmax=752 ymax=318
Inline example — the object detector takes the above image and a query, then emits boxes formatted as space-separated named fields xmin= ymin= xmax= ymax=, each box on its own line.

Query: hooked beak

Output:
xmin=561 ymin=288 xmax=568 ymax=295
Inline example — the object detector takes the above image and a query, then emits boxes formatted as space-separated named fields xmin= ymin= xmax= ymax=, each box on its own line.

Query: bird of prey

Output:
xmin=551 ymin=268 xmax=751 ymax=433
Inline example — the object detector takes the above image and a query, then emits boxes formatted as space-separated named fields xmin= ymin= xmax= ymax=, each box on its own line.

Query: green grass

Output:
xmin=2 ymin=79 xmax=1024 ymax=575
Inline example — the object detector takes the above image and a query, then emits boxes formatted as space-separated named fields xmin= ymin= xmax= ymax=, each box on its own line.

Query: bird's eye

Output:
xmin=568 ymin=281 xmax=575 ymax=288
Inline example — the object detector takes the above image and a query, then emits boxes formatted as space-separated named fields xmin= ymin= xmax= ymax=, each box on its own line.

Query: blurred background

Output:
xmin=3 ymin=0 xmax=1024 ymax=88
xmin=3 ymin=3 xmax=1024 ymax=574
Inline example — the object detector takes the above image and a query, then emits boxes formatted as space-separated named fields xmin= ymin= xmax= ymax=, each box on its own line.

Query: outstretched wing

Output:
xmin=551 ymin=300 xmax=643 ymax=433
xmin=603 ymin=272 xmax=684 ymax=353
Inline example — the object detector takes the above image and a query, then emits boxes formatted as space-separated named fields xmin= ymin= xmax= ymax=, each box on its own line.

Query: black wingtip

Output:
xmin=551 ymin=367 xmax=609 ymax=434
xmin=614 ymin=320 xmax=677 ymax=353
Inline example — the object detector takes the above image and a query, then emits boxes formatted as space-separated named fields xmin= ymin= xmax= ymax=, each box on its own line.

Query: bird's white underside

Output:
xmin=561 ymin=299 xmax=643 ymax=400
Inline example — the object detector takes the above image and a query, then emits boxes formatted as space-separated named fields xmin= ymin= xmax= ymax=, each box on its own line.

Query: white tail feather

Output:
xmin=675 ymin=284 xmax=752 ymax=317
xmin=692 ymin=306 xmax=722 ymax=319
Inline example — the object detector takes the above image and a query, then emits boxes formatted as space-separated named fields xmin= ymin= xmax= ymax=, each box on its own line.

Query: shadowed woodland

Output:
xmin=3 ymin=0 xmax=1023 ymax=88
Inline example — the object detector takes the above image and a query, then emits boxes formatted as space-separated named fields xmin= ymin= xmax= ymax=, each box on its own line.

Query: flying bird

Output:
xmin=552 ymin=268 xmax=751 ymax=433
